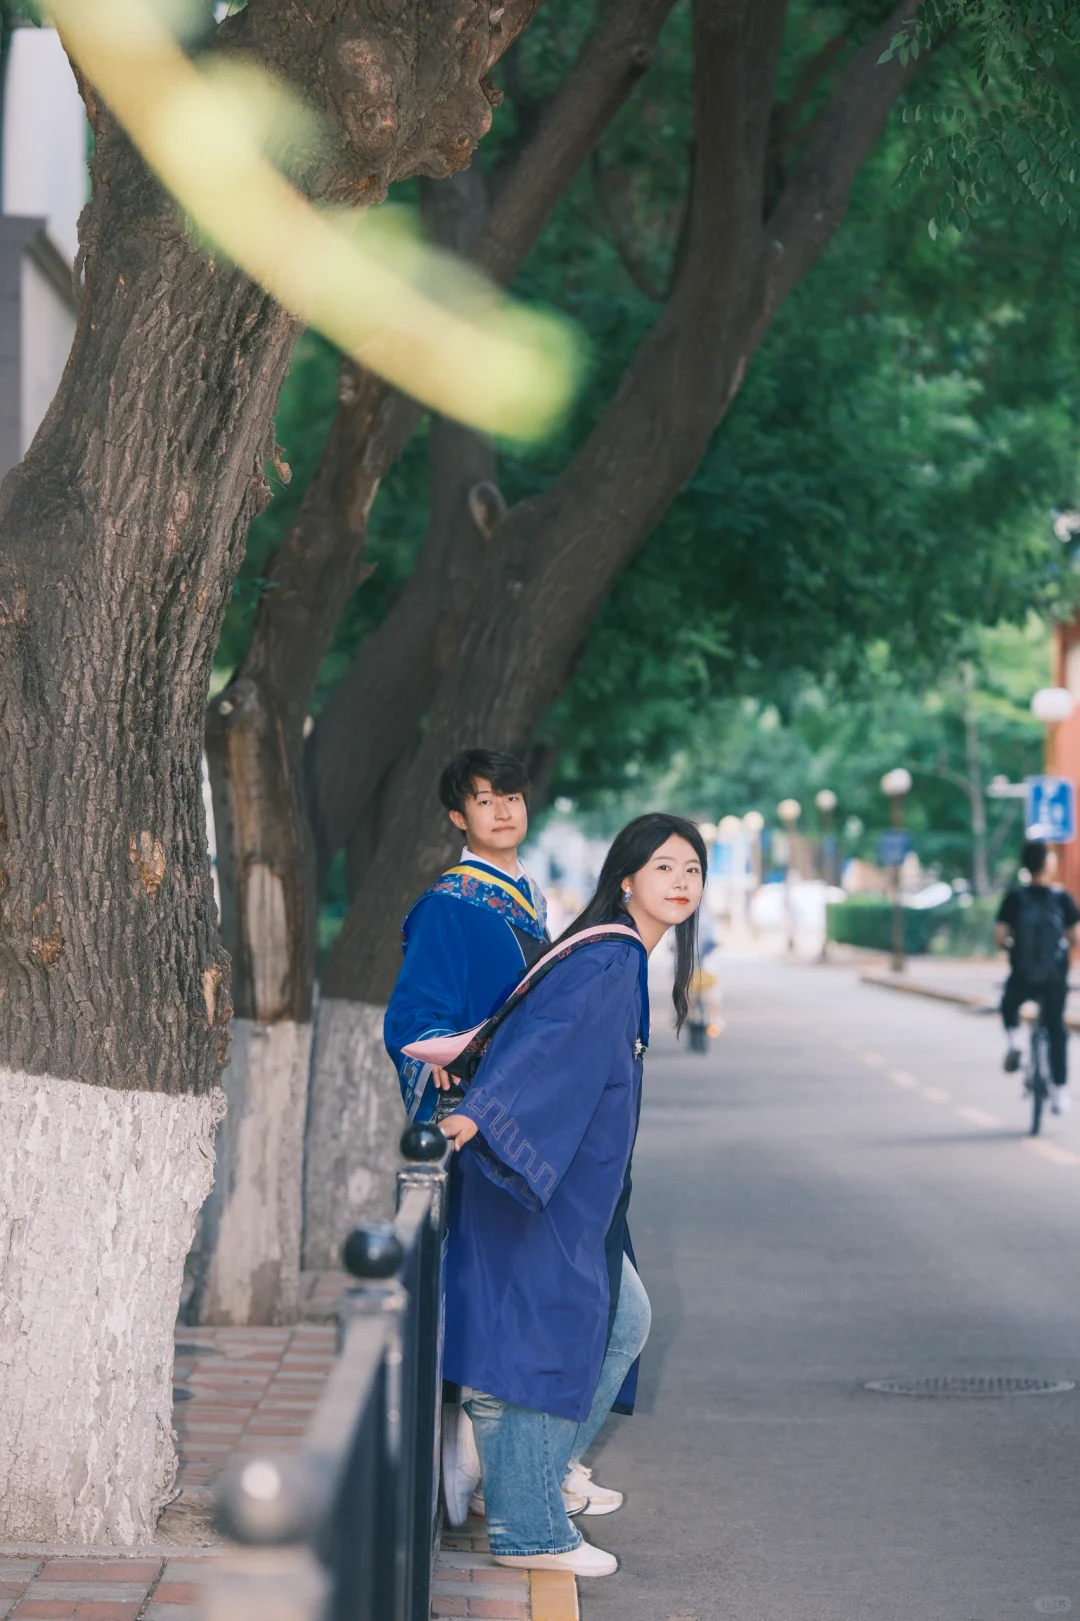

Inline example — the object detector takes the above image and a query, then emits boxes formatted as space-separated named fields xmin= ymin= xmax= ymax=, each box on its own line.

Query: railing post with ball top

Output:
xmin=395 ymin=1121 xmax=451 ymax=1621
xmin=332 ymin=1220 xmax=406 ymax=1621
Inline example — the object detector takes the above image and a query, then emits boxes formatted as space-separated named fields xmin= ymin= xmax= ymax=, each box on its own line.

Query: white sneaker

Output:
xmin=442 ymin=1405 xmax=481 ymax=1527
xmin=469 ymin=1485 xmax=587 ymax=1519
xmin=493 ymin=1541 xmax=618 ymax=1577
xmin=1051 ymin=1086 xmax=1073 ymax=1116
xmin=563 ymin=1461 xmax=623 ymax=1516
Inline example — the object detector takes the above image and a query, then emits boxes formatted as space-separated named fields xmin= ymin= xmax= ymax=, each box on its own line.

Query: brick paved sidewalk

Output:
xmin=0 ymin=1308 xmax=575 ymax=1621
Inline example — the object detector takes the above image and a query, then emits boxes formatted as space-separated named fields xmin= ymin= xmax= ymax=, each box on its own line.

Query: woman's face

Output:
xmin=624 ymin=836 xmax=704 ymax=933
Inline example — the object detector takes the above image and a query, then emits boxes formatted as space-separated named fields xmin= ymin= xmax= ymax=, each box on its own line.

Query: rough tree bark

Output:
xmin=0 ymin=0 xmax=541 ymax=1544
xmin=318 ymin=0 xmax=926 ymax=1013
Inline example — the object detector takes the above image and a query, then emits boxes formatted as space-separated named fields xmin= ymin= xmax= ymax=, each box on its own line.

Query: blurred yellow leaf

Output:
xmin=46 ymin=0 xmax=578 ymax=441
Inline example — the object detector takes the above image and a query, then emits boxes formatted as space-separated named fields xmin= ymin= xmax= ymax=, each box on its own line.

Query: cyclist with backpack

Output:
xmin=995 ymin=839 xmax=1080 ymax=1113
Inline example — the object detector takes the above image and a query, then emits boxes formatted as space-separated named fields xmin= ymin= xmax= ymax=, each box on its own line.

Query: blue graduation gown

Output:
xmin=443 ymin=938 xmax=649 ymax=1422
xmin=384 ymin=858 xmax=548 ymax=1121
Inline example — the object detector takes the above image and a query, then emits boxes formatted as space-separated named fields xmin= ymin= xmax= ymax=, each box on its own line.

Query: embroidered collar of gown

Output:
xmin=408 ymin=848 xmax=548 ymax=943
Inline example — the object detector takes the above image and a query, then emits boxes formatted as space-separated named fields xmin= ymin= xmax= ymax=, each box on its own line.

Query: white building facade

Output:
xmin=0 ymin=23 xmax=86 ymax=479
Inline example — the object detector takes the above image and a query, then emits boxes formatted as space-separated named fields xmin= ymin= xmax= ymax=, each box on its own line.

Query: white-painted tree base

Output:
xmin=302 ymin=1000 xmax=402 ymax=1272
xmin=191 ymin=1019 xmax=311 ymax=1326
xmin=0 ymin=1068 xmax=224 ymax=1545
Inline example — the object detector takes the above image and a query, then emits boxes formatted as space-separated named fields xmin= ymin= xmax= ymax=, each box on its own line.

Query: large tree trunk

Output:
xmin=186 ymin=1018 xmax=311 ymax=1324
xmin=0 ymin=0 xmax=548 ymax=1537
xmin=0 ymin=114 xmax=294 ymax=1539
xmin=302 ymin=999 xmax=401 ymax=1265
xmin=320 ymin=0 xmax=923 ymax=1006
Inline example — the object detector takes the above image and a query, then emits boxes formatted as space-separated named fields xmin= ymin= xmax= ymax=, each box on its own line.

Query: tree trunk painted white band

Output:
xmin=302 ymin=1000 xmax=401 ymax=1272
xmin=192 ymin=1018 xmax=311 ymax=1326
xmin=0 ymin=1068 xmax=224 ymax=1545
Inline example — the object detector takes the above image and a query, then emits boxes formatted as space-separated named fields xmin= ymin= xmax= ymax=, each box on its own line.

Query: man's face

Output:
xmin=449 ymin=777 xmax=528 ymax=855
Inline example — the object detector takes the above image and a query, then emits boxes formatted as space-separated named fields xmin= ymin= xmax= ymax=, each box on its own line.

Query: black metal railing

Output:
xmin=216 ymin=1121 xmax=451 ymax=1621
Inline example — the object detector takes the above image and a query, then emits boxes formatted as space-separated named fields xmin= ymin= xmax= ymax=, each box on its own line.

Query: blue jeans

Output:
xmin=465 ymin=1257 xmax=651 ymax=1556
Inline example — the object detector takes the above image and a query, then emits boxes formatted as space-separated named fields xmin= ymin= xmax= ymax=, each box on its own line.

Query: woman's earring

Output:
xmin=622 ymin=887 xmax=632 ymax=904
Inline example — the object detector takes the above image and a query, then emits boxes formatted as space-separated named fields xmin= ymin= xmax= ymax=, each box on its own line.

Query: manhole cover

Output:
xmin=865 ymin=1376 xmax=1075 ymax=1398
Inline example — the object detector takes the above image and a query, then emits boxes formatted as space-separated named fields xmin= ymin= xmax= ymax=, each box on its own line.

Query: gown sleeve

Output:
xmin=457 ymin=942 xmax=641 ymax=1212
xmin=384 ymin=897 xmax=475 ymax=1114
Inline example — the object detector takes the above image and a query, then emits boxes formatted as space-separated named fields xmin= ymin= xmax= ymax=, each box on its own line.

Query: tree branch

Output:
xmin=591 ymin=150 xmax=667 ymax=301
xmin=765 ymin=3 xmax=930 ymax=310
xmin=774 ymin=32 xmax=847 ymax=148
xmin=488 ymin=0 xmax=548 ymax=66
xmin=470 ymin=0 xmax=676 ymax=286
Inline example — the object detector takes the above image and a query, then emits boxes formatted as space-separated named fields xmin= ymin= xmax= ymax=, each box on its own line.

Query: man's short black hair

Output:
xmin=439 ymin=749 xmax=531 ymax=816
xmin=1022 ymin=838 xmax=1050 ymax=877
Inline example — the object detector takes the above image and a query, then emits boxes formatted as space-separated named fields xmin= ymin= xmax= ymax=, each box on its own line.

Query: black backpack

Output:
xmin=1013 ymin=886 xmax=1066 ymax=986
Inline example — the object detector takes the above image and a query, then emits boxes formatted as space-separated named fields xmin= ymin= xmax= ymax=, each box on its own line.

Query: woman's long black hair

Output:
xmin=558 ymin=813 xmax=709 ymax=1035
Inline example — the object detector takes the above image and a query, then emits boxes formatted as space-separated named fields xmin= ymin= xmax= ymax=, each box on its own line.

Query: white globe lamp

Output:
xmin=1031 ymin=687 xmax=1075 ymax=726
xmin=880 ymin=768 xmax=912 ymax=798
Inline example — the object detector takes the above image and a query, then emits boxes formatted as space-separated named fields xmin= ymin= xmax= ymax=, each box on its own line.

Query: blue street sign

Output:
xmin=1025 ymin=776 xmax=1076 ymax=843
xmin=877 ymin=829 xmax=911 ymax=868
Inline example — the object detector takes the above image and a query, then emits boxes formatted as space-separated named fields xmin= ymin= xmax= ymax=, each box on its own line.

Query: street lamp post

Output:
xmin=880 ymin=768 xmax=912 ymax=974
xmin=815 ymin=787 xmax=838 ymax=883
xmin=1030 ymin=686 xmax=1076 ymax=774
xmin=777 ymin=798 xmax=801 ymax=953
xmin=716 ymin=815 xmax=744 ymax=935
xmin=742 ymin=809 xmax=765 ymax=886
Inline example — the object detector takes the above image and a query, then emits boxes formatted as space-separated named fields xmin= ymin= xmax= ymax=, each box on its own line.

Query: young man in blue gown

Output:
xmin=384 ymin=748 xmax=549 ymax=1125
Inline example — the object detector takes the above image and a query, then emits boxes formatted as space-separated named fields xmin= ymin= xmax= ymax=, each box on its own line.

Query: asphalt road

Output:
xmin=580 ymin=954 xmax=1080 ymax=1621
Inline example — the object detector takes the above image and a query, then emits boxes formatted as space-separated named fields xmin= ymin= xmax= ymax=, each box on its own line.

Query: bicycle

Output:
xmin=1024 ymin=1019 xmax=1052 ymax=1137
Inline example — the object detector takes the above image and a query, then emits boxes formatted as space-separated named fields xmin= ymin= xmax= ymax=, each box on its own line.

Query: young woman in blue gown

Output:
xmin=440 ymin=812 xmax=707 ymax=1578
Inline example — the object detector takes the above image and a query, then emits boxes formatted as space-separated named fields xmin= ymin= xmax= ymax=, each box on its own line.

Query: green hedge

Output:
xmin=826 ymin=896 xmax=997 ymax=956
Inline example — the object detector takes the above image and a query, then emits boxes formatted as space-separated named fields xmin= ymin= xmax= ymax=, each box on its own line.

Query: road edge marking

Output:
xmin=530 ymin=1569 xmax=580 ymax=1620
xmin=1023 ymin=1138 xmax=1080 ymax=1167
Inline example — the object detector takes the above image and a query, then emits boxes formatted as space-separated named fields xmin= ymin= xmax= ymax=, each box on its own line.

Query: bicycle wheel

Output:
xmin=1030 ymin=1027 xmax=1048 ymax=1136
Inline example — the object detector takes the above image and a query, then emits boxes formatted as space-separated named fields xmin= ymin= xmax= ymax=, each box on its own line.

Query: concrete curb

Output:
xmin=859 ymin=971 xmax=986 ymax=1011
xmin=860 ymin=970 xmax=1080 ymax=1032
